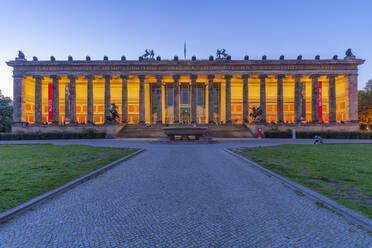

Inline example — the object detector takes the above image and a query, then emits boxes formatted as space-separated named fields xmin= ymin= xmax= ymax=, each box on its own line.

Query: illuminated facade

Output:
xmin=7 ymin=53 xmax=364 ymax=131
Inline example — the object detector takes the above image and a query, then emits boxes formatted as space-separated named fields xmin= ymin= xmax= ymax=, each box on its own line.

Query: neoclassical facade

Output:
xmin=7 ymin=52 xmax=364 ymax=132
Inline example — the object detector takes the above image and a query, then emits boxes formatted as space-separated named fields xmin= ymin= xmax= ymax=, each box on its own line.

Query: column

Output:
xmin=138 ymin=75 xmax=145 ymax=124
xmin=328 ymin=74 xmax=336 ymax=122
xmin=260 ymin=74 xmax=267 ymax=122
xmin=294 ymin=74 xmax=302 ymax=122
xmin=104 ymin=75 xmax=111 ymax=121
xmin=156 ymin=75 xmax=162 ymax=124
xmin=121 ymin=75 xmax=128 ymax=123
xmin=347 ymin=74 xmax=358 ymax=122
xmin=225 ymin=75 xmax=232 ymax=124
xmin=243 ymin=74 xmax=249 ymax=123
xmin=191 ymin=74 xmax=197 ymax=124
xmin=311 ymin=74 xmax=320 ymax=122
xmin=13 ymin=75 xmax=23 ymax=123
xmin=68 ymin=75 xmax=76 ymax=124
xmin=87 ymin=75 xmax=93 ymax=124
xmin=52 ymin=75 xmax=59 ymax=124
xmin=208 ymin=75 xmax=214 ymax=124
xmin=34 ymin=75 xmax=42 ymax=124
xmin=277 ymin=74 xmax=284 ymax=123
xmin=64 ymin=78 xmax=70 ymax=123
xmin=173 ymin=75 xmax=180 ymax=123
xmin=301 ymin=80 xmax=306 ymax=121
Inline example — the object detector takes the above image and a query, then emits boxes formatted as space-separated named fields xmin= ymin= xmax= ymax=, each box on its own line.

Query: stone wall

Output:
xmin=11 ymin=123 xmax=126 ymax=138
xmin=246 ymin=122 xmax=360 ymax=136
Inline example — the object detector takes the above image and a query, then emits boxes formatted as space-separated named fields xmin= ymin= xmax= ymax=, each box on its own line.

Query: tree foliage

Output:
xmin=0 ymin=90 xmax=13 ymax=132
xmin=358 ymin=79 xmax=372 ymax=128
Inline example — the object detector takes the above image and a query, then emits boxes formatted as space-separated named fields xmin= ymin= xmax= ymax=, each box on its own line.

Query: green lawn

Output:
xmin=231 ymin=144 xmax=372 ymax=219
xmin=0 ymin=144 xmax=138 ymax=213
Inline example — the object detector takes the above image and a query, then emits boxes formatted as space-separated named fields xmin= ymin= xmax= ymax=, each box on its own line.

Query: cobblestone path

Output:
xmin=0 ymin=143 xmax=371 ymax=247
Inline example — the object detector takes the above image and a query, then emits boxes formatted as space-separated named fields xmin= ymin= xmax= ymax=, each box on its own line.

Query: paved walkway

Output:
xmin=0 ymin=139 xmax=371 ymax=247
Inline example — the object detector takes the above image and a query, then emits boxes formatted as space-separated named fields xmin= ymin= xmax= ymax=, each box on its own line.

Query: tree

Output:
xmin=364 ymin=79 xmax=372 ymax=92
xmin=0 ymin=90 xmax=13 ymax=132
xmin=359 ymin=80 xmax=372 ymax=128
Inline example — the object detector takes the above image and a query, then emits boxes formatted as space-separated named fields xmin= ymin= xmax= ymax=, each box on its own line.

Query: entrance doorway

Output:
xmin=180 ymin=84 xmax=190 ymax=124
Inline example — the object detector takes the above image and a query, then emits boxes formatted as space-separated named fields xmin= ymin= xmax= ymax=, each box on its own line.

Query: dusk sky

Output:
xmin=1 ymin=0 xmax=371 ymax=98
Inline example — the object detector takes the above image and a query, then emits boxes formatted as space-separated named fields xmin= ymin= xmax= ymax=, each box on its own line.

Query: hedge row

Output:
xmin=0 ymin=129 xmax=106 ymax=140
xmin=264 ymin=129 xmax=372 ymax=139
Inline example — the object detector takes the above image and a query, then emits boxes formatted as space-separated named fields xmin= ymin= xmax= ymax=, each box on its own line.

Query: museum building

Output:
xmin=7 ymin=50 xmax=364 ymax=135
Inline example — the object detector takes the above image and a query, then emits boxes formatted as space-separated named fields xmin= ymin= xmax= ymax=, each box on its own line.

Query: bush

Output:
xmin=264 ymin=129 xmax=372 ymax=139
xmin=0 ymin=129 xmax=106 ymax=140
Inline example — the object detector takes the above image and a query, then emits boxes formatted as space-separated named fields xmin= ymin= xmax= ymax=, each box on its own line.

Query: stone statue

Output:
xmin=106 ymin=103 xmax=120 ymax=123
xmin=216 ymin=49 xmax=229 ymax=59
xmin=249 ymin=106 xmax=264 ymax=122
xmin=17 ymin=51 xmax=25 ymax=60
xmin=142 ymin=49 xmax=155 ymax=59
xmin=345 ymin=48 xmax=354 ymax=57
xmin=313 ymin=135 xmax=324 ymax=144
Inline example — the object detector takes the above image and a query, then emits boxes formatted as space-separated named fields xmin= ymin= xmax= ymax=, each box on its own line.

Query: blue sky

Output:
xmin=1 ymin=0 xmax=371 ymax=97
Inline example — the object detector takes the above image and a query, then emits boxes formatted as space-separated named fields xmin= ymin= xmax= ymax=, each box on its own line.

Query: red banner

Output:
xmin=318 ymin=81 xmax=322 ymax=122
xmin=48 ymin=83 xmax=53 ymax=123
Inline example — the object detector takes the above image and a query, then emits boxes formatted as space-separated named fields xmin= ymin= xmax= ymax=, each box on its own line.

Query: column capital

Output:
xmin=259 ymin=74 xmax=267 ymax=80
xmin=13 ymin=74 xmax=24 ymax=79
xmin=190 ymin=74 xmax=198 ymax=81
xmin=155 ymin=75 xmax=163 ymax=80
xmin=225 ymin=74 xmax=233 ymax=80
xmin=103 ymin=74 xmax=111 ymax=80
xmin=85 ymin=74 xmax=94 ymax=80
xmin=207 ymin=74 xmax=214 ymax=81
xmin=328 ymin=74 xmax=338 ymax=78
xmin=311 ymin=74 xmax=320 ymax=79
xmin=120 ymin=74 xmax=128 ymax=80
xmin=173 ymin=74 xmax=181 ymax=81
xmin=295 ymin=74 xmax=302 ymax=80
xmin=242 ymin=74 xmax=250 ymax=79
xmin=277 ymin=74 xmax=285 ymax=80
xmin=33 ymin=75 xmax=42 ymax=80
xmin=50 ymin=75 xmax=59 ymax=80
xmin=137 ymin=74 xmax=146 ymax=81
xmin=346 ymin=73 xmax=358 ymax=77
xmin=68 ymin=75 xmax=76 ymax=81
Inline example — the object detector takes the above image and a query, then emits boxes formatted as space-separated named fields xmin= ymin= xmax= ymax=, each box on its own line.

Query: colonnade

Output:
xmin=13 ymin=73 xmax=358 ymax=125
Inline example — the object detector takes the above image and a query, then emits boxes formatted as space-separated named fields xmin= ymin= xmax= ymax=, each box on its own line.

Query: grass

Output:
xmin=231 ymin=144 xmax=372 ymax=219
xmin=0 ymin=144 xmax=138 ymax=213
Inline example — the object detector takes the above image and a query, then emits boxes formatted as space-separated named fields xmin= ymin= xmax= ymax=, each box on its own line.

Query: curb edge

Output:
xmin=0 ymin=148 xmax=145 ymax=223
xmin=224 ymin=148 xmax=372 ymax=233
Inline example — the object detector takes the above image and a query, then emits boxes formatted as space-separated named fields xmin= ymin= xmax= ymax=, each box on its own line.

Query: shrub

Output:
xmin=264 ymin=129 xmax=372 ymax=139
xmin=0 ymin=129 xmax=106 ymax=140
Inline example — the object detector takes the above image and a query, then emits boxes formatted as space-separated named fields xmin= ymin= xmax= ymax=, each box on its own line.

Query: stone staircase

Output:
xmin=117 ymin=124 xmax=255 ymax=138
xmin=206 ymin=124 xmax=255 ymax=138
xmin=117 ymin=125 xmax=166 ymax=138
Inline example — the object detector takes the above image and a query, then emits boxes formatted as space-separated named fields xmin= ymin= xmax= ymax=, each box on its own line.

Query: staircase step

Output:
xmin=117 ymin=124 xmax=254 ymax=138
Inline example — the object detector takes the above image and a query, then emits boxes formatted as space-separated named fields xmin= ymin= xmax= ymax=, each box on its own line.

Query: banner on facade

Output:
xmin=48 ymin=83 xmax=53 ymax=123
xmin=318 ymin=81 xmax=322 ymax=122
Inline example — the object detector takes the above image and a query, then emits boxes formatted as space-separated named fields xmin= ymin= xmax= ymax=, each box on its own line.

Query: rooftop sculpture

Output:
xmin=141 ymin=49 xmax=155 ymax=60
xmin=216 ymin=49 xmax=229 ymax=60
